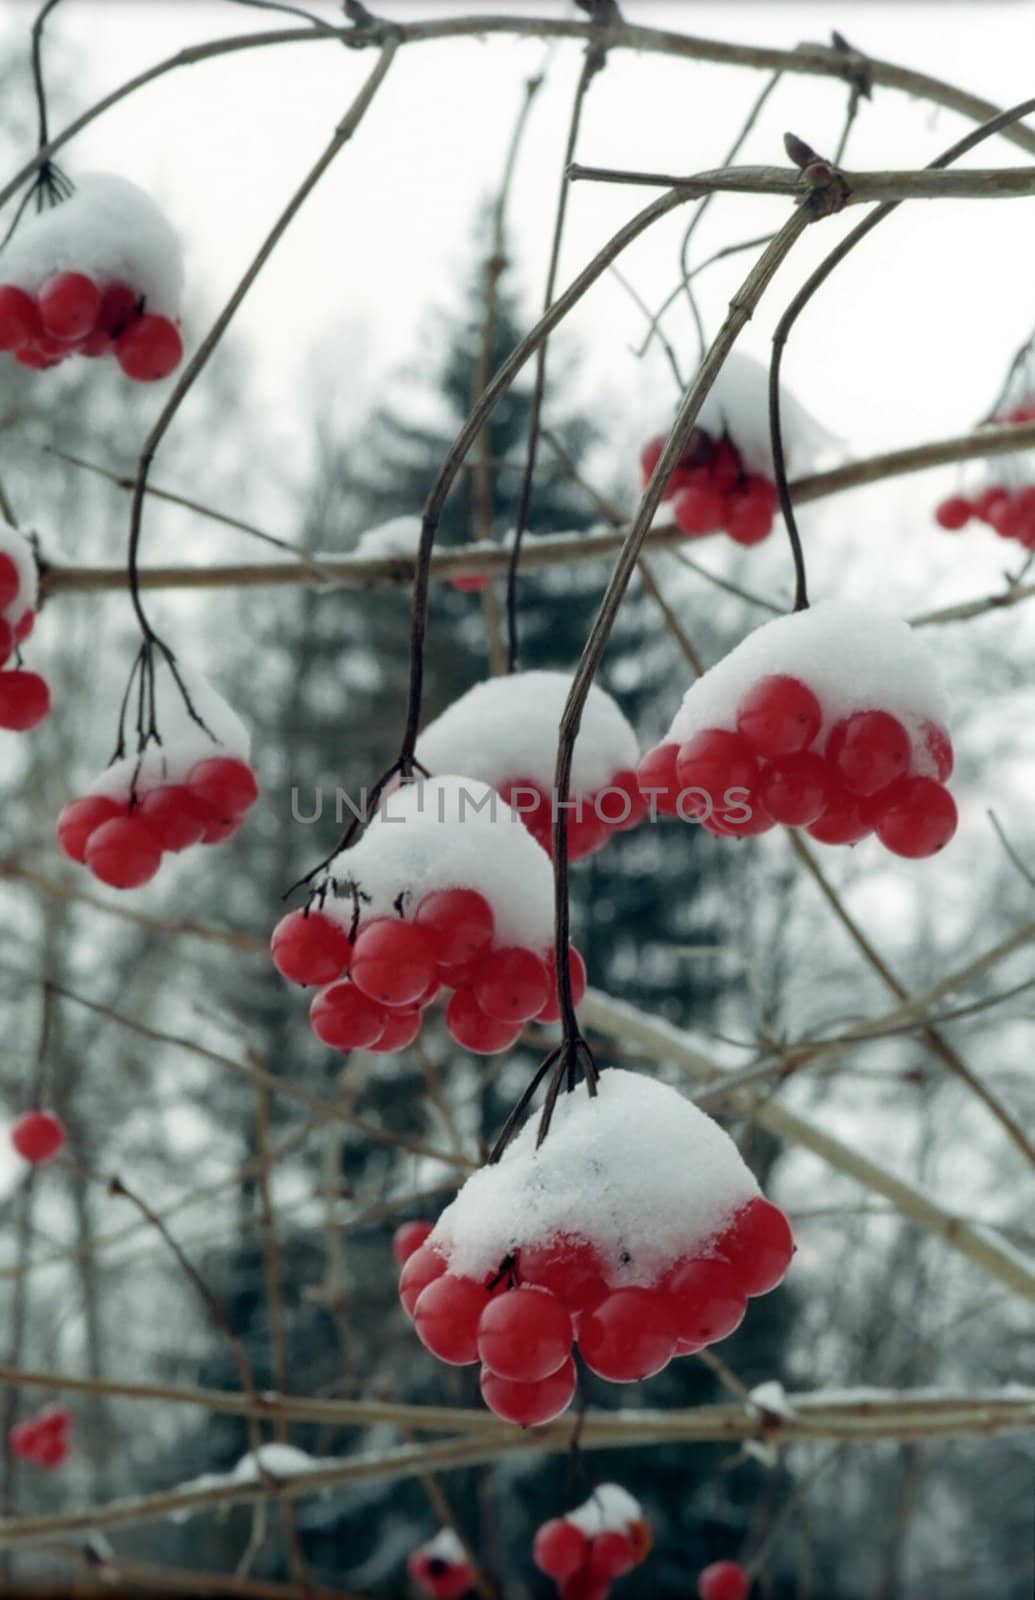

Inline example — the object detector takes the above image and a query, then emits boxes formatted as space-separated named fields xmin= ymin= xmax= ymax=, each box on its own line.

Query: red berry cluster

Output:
xmin=497 ymin=772 xmax=646 ymax=862
xmin=641 ymin=432 xmax=779 ymax=546
xmin=698 ymin=1561 xmax=750 ymax=1600
xmin=0 ymin=272 xmax=182 ymax=379
xmin=395 ymin=1199 xmax=792 ymax=1424
xmin=10 ymin=1109 xmax=65 ymax=1164
xmin=57 ymin=756 xmax=259 ymax=890
xmin=935 ymin=401 xmax=1035 ymax=545
xmin=272 ymin=888 xmax=586 ymax=1056
xmin=0 ymin=536 xmax=49 ymax=732
xmin=638 ymin=675 xmax=957 ymax=858
xmin=406 ymin=1537 xmax=473 ymax=1599
xmin=9 ymin=1407 xmax=72 ymax=1470
xmin=533 ymin=1506 xmax=652 ymax=1600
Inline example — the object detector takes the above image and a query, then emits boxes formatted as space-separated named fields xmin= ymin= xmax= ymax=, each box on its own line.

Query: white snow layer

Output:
xmin=419 ymin=1528 xmax=467 ymax=1564
xmin=0 ymin=524 xmax=38 ymax=626
xmin=695 ymin=350 xmax=838 ymax=477
xmin=0 ymin=174 xmax=183 ymax=318
xmin=86 ymin=661 xmax=250 ymax=800
xmin=170 ymin=1444 xmax=330 ymax=1518
xmin=325 ymin=775 xmax=555 ymax=950
xmin=567 ymin=1483 xmax=642 ymax=1539
xmin=431 ymin=1068 xmax=759 ymax=1284
xmin=354 ymin=516 xmax=422 ymax=560
xmin=416 ymin=671 xmax=640 ymax=794
xmin=666 ymin=601 xmax=951 ymax=774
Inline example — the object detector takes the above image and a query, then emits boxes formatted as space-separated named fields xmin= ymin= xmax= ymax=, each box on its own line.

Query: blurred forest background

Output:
xmin=0 ymin=8 xmax=1033 ymax=1600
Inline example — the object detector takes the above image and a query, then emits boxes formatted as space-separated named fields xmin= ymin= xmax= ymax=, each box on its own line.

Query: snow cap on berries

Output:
xmin=430 ymin=1068 xmax=760 ymax=1285
xmin=85 ymin=661 xmax=251 ymax=800
xmin=322 ymin=775 xmax=554 ymax=950
xmin=694 ymin=350 xmax=837 ymax=477
xmin=416 ymin=671 xmax=639 ymax=795
xmin=419 ymin=1529 xmax=466 ymax=1565
xmin=567 ymin=1484 xmax=642 ymax=1538
xmin=666 ymin=602 xmax=951 ymax=777
xmin=0 ymin=174 xmax=183 ymax=318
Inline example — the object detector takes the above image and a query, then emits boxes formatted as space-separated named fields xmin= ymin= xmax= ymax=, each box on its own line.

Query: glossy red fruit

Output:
xmin=84 ymin=816 xmax=163 ymax=889
xmin=0 ymin=286 xmax=41 ymax=350
xmin=710 ymin=437 xmax=741 ymax=491
xmin=804 ymin=782 xmax=872 ymax=845
xmin=415 ymin=887 xmax=495 ymax=970
xmin=558 ymin=1571 xmax=611 ymax=1600
xmin=477 ymin=1286 xmax=573 ymax=1382
xmin=674 ymin=485 xmax=724 ymax=537
xmin=0 ymin=669 xmax=50 ymax=730
xmin=15 ymin=347 xmax=60 ymax=369
xmin=351 ymin=919 xmax=436 ymax=1007
xmin=589 ymin=1530 xmax=636 ymax=1580
xmin=450 ymin=573 xmax=489 ymax=592
xmin=39 ymin=273 xmax=100 ymax=341
xmin=309 ymin=982 xmax=386 ymax=1050
xmin=187 ymin=756 xmax=258 ymax=817
xmin=535 ymin=945 xmax=587 ymax=1023
xmin=479 ymin=1353 xmax=576 ymax=1425
xmin=601 ymin=768 xmax=648 ymax=831
xmin=445 ymin=988 xmax=524 ymax=1054
xmin=725 ymin=487 xmax=773 ymax=546
xmin=398 ymin=1242 xmax=448 ymax=1317
xmin=826 ymin=710 xmax=910 ymax=796
xmin=674 ymin=730 xmax=758 ymax=820
xmin=271 ymin=909 xmax=351 ymax=986
xmin=698 ymin=1560 xmax=750 ymax=1600
xmin=736 ymin=675 xmax=822 ymax=759
xmin=14 ymin=608 xmax=34 ymax=643
xmin=517 ymin=1234 xmax=608 ymax=1315
xmin=934 ymin=496 xmax=972 ymax=531
xmin=116 ymin=314 xmax=183 ymax=381
xmin=10 ymin=1110 xmax=65 ymax=1164
xmin=715 ymin=1198 xmax=794 ymax=1296
xmin=533 ymin=1518 xmax=589 ymax=1579
xmin=635 ymin=743 xmax=681 ymax=817
xmin=0 ymin=617 xmax=13 ymax=666
xmin=578 ymin=1288 xmax=677 ymax=1382
xmin=392 ymin=1220 xmax=433 ymax=1266
xmin=0 ymin=553 xmax=20 ymax=611
xmin=871 ymin=777 xmax=958 ymax=858
xmin=413 ymin=1274 xmax=489 ymax=1365
xmin=663 ymin=1256 xmax=746 ymax=1345
xmin=918 ymin=721 xmax=954 ymax=783
xmin=81 ymin=281 xmax=140 ymax=354
xmin=565 ymin=803 xmax=612 ymax=861
xmin=973 ymin=486 xmax=1008 ymax=523
xmin=472 ymin=947 xmax=549 ymax=1023
xmin=640 ymin=434 xmax=665 ymax=487
xmin=56 ymin=795 xmax=123 ymax=862
xmin=137 ymin=785 xmax=210 ymax=852
xmin=758 ymin=751 xmax=832 ymax=827
xmin=366 ymin=1006 xmax=422 ymax=1053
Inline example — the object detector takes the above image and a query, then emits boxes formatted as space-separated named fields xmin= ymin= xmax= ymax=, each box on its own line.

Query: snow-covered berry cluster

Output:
xmin=0 ymin=175 xmax=183 ymax=379
xmin=637 ymin=603 xmax=957 ymax=858
xmin=10 ymin=1109 xmax=65 ymax=1164
xmin=935 ymin=401 xmax=1035 ymax=548
xmin=9 ymin=1406 xmax=72 ymax=1470
xmin=698 ymin=1561 xmax=751 ymax=1600
xmin=416 ymin=673 xmax=645 ymax=862
xmin=273 ymin=777 xmax=585 ymax=1056
xmin=397 ymin=1071 xmax=792 ymax=1424
xmin=533 ymin=1484 xmax=652 ymax=1600
xmin=0 ymin=524 xmax=49 ymax=732
xmin=57 ymin=669 xmax=258 ymax=889
xmin=406 ymin=1529 xmax=473 ymax=1599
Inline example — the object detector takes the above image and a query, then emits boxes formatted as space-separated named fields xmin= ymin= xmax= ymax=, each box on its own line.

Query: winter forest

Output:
xmin=0 ymin=1 xmax=1033 ymax=1597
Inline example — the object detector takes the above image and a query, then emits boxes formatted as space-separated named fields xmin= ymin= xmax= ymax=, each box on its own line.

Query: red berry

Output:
xmin=450 ymin=573 xmax=489 ymax=592
xmin=366 ymin=1006 xmax=422 ymax=1053
xmin=710 ymin=437 xmax=741 ymax=491
xmin=934 ymin=496 xmax=972 ymax=531
xmin=56 ymin=795 xmax=123 ymax=862
xmin=38 ymin=273 xmax=100 ymax=341
xmin=589 ymin=1530 xmax=636 ymax=1580
xmin=116 ymin=314 xmax=183 ymax=381
xmin=565 ymin=803 xmax=612 ymax=862
xmin=91 ymin=281 xmax=139 ymax=346
xmin=0 ymin=617 xmax=12 ymax=668
xmin=918 ymin=721 xmax=954 ymax=783
xmin=414 ymin=1273 xmax=489 ymax=1365
xmin=414 ymin=888 xmax=495 ymax=971
xmin=804 ymin=782 xmax=872 ymax=845
xmin=871 ymin=777 xmax=958 ymax=859
xmin=535 ymin=945 xmax=587 ymax=1023
xmin=187 ymin=756 xmax=258 ymax=818
xmin=663 ymin=1256 xmax=746 ymax=1345
xmin=577 ymin=1288 xmax=677 ymax=1382
xmin=558 ymin=1572 xmax=611 ymax=1600
xmin=472 ymin=947 xmax=549 ymax=1023
xmin=636 ymin=743 xmax=681 ymax=817
xmin=271 ymin=909 xmax=352 ymax=987
xmin=640 ymin=434 xmax=664 ymax=488
xmin=757 ymin=751 xmax=832 ymax=827
xmin=480 ymin=1353 xmax=576 ymax=1425
xmin=0 ymin=669 xmax=50 ymax=730
xmin=351 ymin=919 xmax=436 ymax=1007
xmin=16 ymin=347 xmax=59 ymax=370
xmin=0 ymin=286 xmax=42 ymax=351
xmin=29 ymin=1431 xmax=69 ymax=1469
xmin=309 ymin=981 xmax=386 ymax=1051
xmin=137 ymin=785 xmax=210 ymax=852
xmin=973 ymin=486 xmax=1008 ymax=523
xmin=0 ymin=553 xmax=20 ymax=610
xmin=14 ymin=608 xmax=35 ymax=643
xmin=724 ymin=486 xmax=773 ymax=546
xmin=673 ymin=485 xmax=724 ymax=537
xmin=988 ymin=492 xmax=1025 ymax=540
xmin=445 ymin=988 xmax=523 ymax=1054
xmin=674 ymin=729 xmax=758 ymax=820
xmin=84 ymin=816 xmax=163 ymax=889
xmin=826 ymin=710 xmax=910 ymax=796
xmin=392 ymin=1221 xmax=433 ymax=1266
xmin=600 ymin=768 xmax=648 ymax=831
xmin=698 ymin=1561 xmax=750 ymax=1600
xmin=736 ymin=675 xmax=822 ymax=759
xmin=477 ymin=1285 xmax=573 ymax=1382
xmin=627 ymin=1517 xmax=653 ymax=1565
xmin=10 ymin=1110 xmax=65 ymax=1164
xmin=517 ymin=1234 xmax=608 ymax=1316
xmin=715 ymin=1198 xmax=794 ymax=1296
xmin=399 ymin=1243 xmax=447 ymax=1318
xmin=533 ymin=1518 xmax=589 ymax=1579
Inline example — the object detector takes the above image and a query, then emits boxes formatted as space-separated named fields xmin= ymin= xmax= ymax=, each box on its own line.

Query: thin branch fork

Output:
xmin=568 ymin=159 xmax=1035 ymax=203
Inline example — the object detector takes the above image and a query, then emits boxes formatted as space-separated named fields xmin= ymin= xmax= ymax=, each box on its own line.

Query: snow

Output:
xmin=748 ymin=1380 xmax=795 ymax=1417
xmin=0 ymin=174 xmax=183 ymax=318
xmin=567 ymin=1483 xmax=642 ymax=1538
xmin=665 ymin=601 xmax=952 ymax=775
xmin=324 ymin=775 xmax=555 ymax=951
xmin=430 ymin=1068 xmax=760 ymax=1284
xmin=695 ymin=350 xmax=839 ymax=477
xmin=418 ymin=1528 xmax=466 ymax=1565
xmin=354 ymin=516 xmax=422 ymax=560
xmin=0 ymin=524 xmax=38 ymax=627
xmin=169 ymin=1444 xmax=330 ymax=1519
xmin=416 ymin=671 xmax=640 ymax=794
xmin=85 ymin=659 xmax=250 ymax=800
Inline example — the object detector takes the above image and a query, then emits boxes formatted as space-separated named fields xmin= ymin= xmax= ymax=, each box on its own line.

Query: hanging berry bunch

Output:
xmin=9 ymin=1407 xmax=71 ymax=1471
xmin=57 ymin=661 xmax=259 ymax=890
xmin=416 ymin=673 xmax=645 ymax=862
xmin=534 ymin=1484 xmax=653 ymax=1600
xmin=0 ymin=174 xmax=184 ymax=380
xmin=273 ymin=776 xmax=586 ymax=1056
xmin=637 ymin=602 xmax=957 ymax=857
xmin=0 ymin=523 xmax=50 ymax=732
xmin=397 ymin=1070 xmax=792 ymax=1425
xmin=406 ymin=1529 xmax=474 ymax=1599
xmin=935 ymin=397 xmax=1035 ymax=548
